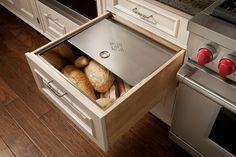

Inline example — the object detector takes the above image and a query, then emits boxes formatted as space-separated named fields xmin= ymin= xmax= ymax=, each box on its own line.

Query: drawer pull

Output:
xmin=132 ymin=7 xmax=157 ymax=25
xmin=46 ymin=80 xmax=67 ymax=97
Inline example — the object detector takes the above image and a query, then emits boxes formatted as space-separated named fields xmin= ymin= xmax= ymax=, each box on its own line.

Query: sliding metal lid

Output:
xmin=68 ymin=19 xmax=174 ymax=86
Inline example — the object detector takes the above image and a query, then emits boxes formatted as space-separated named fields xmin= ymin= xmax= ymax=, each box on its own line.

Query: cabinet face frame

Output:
xmin=25 ymin=12 xmax=185 ymax=151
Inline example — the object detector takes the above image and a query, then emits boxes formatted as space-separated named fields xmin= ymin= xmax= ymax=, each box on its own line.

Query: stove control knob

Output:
xmin=218 ymin=58 xmax=236 ymax=77
xmin=197 ymin=48 xmax=214 ymax=65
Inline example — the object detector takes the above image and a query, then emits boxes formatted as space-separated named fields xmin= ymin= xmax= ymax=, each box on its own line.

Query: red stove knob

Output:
xmin=197 ymin=48 xmax=214 ymax=65
xmin=218 ymin=58 xmax=236 ymax=77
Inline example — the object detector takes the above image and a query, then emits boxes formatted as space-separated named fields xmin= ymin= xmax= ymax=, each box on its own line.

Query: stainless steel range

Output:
xmin=169 ymin=0 xmax=236 ymax=157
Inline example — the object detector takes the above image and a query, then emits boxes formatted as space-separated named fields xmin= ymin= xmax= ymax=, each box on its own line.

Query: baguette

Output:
xmin=69 ymin=69 xmax=97 ymax=100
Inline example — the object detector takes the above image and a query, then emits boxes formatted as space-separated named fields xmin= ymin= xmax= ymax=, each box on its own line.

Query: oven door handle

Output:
xmin=178 ymin=66 xmax=236 ymax=113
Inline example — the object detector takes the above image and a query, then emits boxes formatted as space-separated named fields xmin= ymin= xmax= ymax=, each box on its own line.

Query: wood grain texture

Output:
xmin=0 ymin=137 xmax=14 ymax=157
xmin=0 ymin=57 xmax=51 ymax=117
xmin=0 ymin=109 xmax=43 ymax=157
xmin=5 ymin=99 xmax=73 ymax=157
xmin=0 ymin=78 xmax=17 ymax=107
xmin=40 ymin=109 xmax=105 ymax=157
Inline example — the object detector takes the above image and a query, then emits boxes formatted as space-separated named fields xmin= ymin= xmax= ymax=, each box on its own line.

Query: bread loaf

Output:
xmin=42 ymin=50 xmax=67 ymax=70
xmin=61 ymin=65 xmax=77 ymax=77
xmin=85 ymin=60 xmax=115 ymax=93
xmin=54 ymin=43 xmax=76 ymax=62
xmin=74 ymin=56 xmax=90 ymax=68
xmin=117 ymin=78 xmax=131 ymax=96
xmin=68 ymin=69 xmax=97 ymax=100
xmin=96 ymin=98 xmax=114 ymax=108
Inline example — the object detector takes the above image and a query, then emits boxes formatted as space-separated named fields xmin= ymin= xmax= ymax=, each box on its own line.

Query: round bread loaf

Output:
xmin=74 ymin=56 xmax=90 ymax=68
xmin=61 ymin=65 xmax=77 ymax=77
xmin=85 ymin=60 xmax=115 ymax=93
xmin=54 ymin=43 xmax=76 ymax=62
xmin=42 ymin=50 xmax=67 ymax=70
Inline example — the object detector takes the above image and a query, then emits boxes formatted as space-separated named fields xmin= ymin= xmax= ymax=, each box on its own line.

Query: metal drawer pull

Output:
xmin=132 ymin=7 xmax=157 ymax=25
xmin=46 ymin=80 xmax=67 ymax=97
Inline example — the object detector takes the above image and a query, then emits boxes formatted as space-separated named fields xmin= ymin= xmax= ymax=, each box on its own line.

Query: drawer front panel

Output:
xmin=107 ymin=0 xmax=190 ymax=48
xmin=34 ymin=68 xmax=95 ymax=137
xmin=38 ymin=2 xmax=79 ymax=38
xmin=117 ymin=0 xmax=179 ymax=37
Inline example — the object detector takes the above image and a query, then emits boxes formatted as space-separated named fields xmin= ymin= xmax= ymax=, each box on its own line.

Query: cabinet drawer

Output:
xmin=107 ymin=0 xmax=190 ymax=48
xmin=26 ymin=12 xmax=185 ymax=151
xmin=38 ymin=1 xmax=79 ymax=38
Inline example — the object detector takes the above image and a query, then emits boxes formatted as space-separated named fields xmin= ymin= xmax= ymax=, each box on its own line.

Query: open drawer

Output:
xmin=25 ymin=12 xmax=185 ymax=151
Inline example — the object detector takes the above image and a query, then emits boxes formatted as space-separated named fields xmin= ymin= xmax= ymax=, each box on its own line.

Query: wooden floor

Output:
xmin=0 ymin=5 xmax=191 ymax=157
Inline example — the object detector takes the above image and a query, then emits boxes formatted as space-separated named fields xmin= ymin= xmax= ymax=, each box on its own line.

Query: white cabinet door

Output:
xmin=38 ymin=1 xmax=79 ymax=39
xmin=1 ymin=0 xmax=17 ymax=8
xmin=16 ymin=0 xmax=40 ymax=28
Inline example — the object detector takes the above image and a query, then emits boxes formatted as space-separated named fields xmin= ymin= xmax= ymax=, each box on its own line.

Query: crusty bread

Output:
xmin=96 ymin=98 xmax=114 ymax=108
xmin=74 ymin=56 xmax=90 ymax=68
xmin=68 ymin=69 xmax=97 ymax=100
xmin=85 ymin=60 xmax=115 ymax=93
xmin=42 ymin=50 xmax=67 ymax=70
xmin=54 ymin=43 xmax=76 ymax=62
xmin=61 ymin=65 xmax=77 ymax=77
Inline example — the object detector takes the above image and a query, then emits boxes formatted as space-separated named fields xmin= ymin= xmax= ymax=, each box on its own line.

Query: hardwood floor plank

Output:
xmin=41 ymin=109 xmax=105 ymax=157
xmin=0 ymin=109 xmax=43 ymax=157
xmin=0 ymin=78 xmax=18 ymax=106
xmin=0 ymin=57 xmax=52 ymax=117
xmin=0 ymin=5 xmax=51 ymax=117
xmin=130 ymin=114 xmax=191 ymax=157
xmin=5 ymin=99 xmax=73 ymax=157
xmin=0 ymin=137 xmax=15 ymax=157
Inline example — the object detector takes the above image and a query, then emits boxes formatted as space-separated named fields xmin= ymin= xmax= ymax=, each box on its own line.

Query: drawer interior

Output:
xmin=35 ymin=17 xmax=176 ymax=111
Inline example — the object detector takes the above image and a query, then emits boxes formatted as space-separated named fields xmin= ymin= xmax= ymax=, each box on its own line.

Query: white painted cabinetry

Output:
xmin=107 ymin=0 xmax=192 ymax=48
xmin=37 ymin=1 xmax=79 ymax=39
xmin=0 ymin=0 xmax=42 ymax=32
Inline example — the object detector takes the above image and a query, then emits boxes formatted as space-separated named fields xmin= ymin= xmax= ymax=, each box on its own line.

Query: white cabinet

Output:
xmin=0 ymin=0 xmax=42 ymax=32
xmin=107 ymin=0 xmax=192 ymax=49
xmin=17 ymin=0 xmax=41 ymax=29
xmin=0 ymin=0 xmax=83 ymax=40
xmin=37 ymin=1 xmax=79 ymax=39
xmin=2 ymin=0 xmax=16 ymax=8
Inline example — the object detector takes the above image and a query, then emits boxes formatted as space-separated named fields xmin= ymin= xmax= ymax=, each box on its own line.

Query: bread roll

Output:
xmin=42 ymin=50 xmax=67 ymax=70
xmin=69 ymin=69 xmax=97 ymax=100
xmin=54 ymin=43 xmax=76 ymax=62
xmin=85 ymin=60 xmax=115 ymax=93
xmin=74 ymin=56 xmax=90 ymax=68
xmin=61 ymin=65 xmax=77 ymax=77
xmin=96 ymin=98 xmax=114 ymax=108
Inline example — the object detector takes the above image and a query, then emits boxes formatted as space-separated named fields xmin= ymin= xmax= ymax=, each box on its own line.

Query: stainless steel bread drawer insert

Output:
xmin=69 ymin=19 xmax=174 ymax=86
